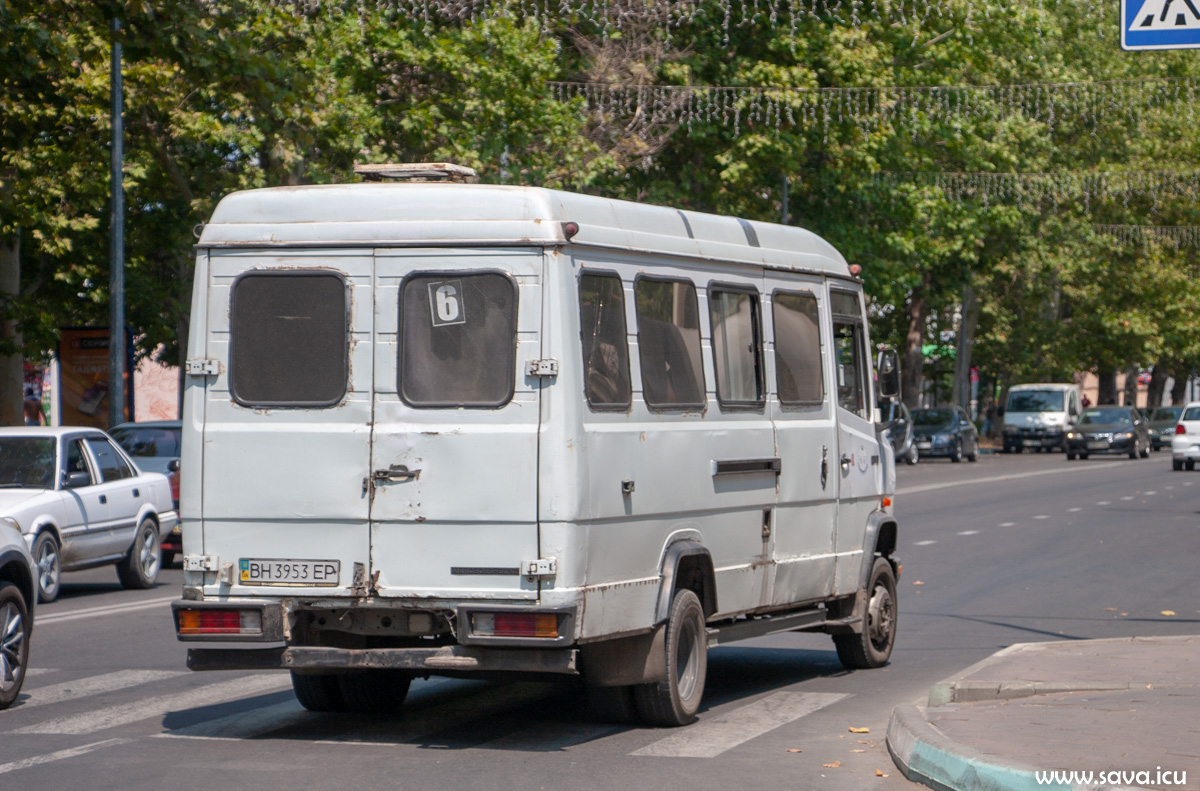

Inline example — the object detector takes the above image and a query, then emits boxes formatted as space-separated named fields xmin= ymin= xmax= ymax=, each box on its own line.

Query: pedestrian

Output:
xmin=982 ymin=403 xmax=996 ymax=436
xmin=1081 ymin=393 xmax=1091 ymax=408
xmin=23 ymin=397 xmax=42 ymax=426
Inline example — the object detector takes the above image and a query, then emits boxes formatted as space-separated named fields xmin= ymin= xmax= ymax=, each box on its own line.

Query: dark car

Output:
xmin=1147 ymin=406 xmax=1184 ymax=451
xmin=109 ymin=420 xmax=182 ymax=564
xmin=911 ymin=406 xmax=979 ymax=462
xmin=1064 ymin=405 xmax=1150 ymax=460
xmin=880 ymin=401 xmax=918 ymax=465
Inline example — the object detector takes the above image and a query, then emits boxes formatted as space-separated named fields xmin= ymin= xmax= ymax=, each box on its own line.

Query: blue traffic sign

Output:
xmin=1122 ymin=0 xmax=1200 ymax=50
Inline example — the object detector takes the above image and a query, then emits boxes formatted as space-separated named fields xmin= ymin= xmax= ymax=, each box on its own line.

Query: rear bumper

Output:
xmin=1172 ymin=440 xmax=1200 ymax=460
xmin=186 ymin=645 xmax=578 ymax=675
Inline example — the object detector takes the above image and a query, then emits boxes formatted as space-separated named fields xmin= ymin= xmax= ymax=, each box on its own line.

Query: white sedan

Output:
xmin=0 ymin=427 xmax=179 ymax=602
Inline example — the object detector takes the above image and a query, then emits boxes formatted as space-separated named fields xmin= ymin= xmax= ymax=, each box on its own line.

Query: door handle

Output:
xmin=373 ymin=464 xmax=420 ymax=483
xmin=132 ymin=488 xmax=140 ymax=498
xmin=99 ymin=494 xmax=107 ymax=504
xmin=820 ymin=445 xmax=828 ymax=490
xmin=840 ymin=454 xmax=852 ymax=472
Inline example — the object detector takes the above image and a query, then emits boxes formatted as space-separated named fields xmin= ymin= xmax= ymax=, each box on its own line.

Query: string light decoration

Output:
xmin=869 ymin=171 xmax=1200 ymax=209
xmin=550 ymin=77 xmax=1200 ymax=138
xmin=1095 ymin=225 xmax=1200 ymax=248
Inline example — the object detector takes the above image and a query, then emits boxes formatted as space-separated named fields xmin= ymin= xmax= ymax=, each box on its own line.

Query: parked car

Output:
xmin=1147 ymin=406 xmax=1183 ymax=451
xmin=109 ymin=421 xmax=181 ymax=564
xmin=0 ymin=517 xmax=35 ymax=709
xmin=1170 ymin=402 xmax=1200 ymax=471
xmin=1064 ymin=405 xmax=1150 ymax=460
xmin=881 ymin=401 xmax=918 ymax=464
xmin=911 ymin=406 xmax=979 ymax=462
xmin=0 ymin=427 xmax=179 ymax=602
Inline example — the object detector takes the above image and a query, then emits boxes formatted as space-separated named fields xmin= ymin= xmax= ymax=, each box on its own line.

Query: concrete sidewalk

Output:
xmin=886 ymin=636 xmax=1199 ymax=791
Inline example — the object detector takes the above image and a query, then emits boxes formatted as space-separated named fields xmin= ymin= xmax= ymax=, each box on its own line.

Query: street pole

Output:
xmin=109 ymin=17 xmax=126 ymax=428
xmin=781 ymin=175 xmax=789 ymax=225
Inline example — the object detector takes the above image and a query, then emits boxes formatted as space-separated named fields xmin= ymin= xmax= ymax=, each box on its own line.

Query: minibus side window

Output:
xmin=399 ymin=273 xmax=517 ymax=408
xmin=634 ymin=278 xmax=706 ymax=410
xmin=230 ymin=271 xmax=348 ymax=407
xmin=831 ymin=290 xmax=868 ymax=419
xmin=773 ymin=291 xmax=824 ymax=407
xmin=579 ymin=273 xmax=632 ymax=410
xmin=709 ymin=288 xmax=763 ymax=408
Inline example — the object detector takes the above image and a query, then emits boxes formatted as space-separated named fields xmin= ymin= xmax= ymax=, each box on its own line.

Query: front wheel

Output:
xmin=1067 ymin=451 xmax=1077 ymax=461
xmin=950 ymin=440 xmax=963 ymax=463
xmin=1174 ymin=459 xmax=1184 ymax=471
xmin=834 ymin=557 xmax=898 ymax=669
xmin=32 ymin=532 xmax=61 ymax=603
xmin=1139 ymin=442 xmax=1150 ymax=459
xmin=634 ymin=589 xmax=706 ymax=726
xmin=905 ymin=445 xmax=919 ymax=465
xmin=0 ymin=582 xmax=31 ymax=710
xmin=116 ymin=519 xmax=161 ymax=589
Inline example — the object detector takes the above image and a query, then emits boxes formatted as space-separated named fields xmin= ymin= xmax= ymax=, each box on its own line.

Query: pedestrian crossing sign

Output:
xmin=1122 ymin=0 xmax=1200 ymax=50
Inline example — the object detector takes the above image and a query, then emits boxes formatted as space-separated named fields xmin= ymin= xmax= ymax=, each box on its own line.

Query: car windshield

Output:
xmin=109 ymin=426 xmax=180 ymax=458
xmin=1007 ymin=390 xmax=1064 ymax=412
xmin=0 ymin=437 xmax=57 ymax=488
xmin=1079 ymin=408 xmax=1132 ymax=426
xmin=1151 ymin=407 xmax=1183 ymax=422
xmin=912 ymin=408 xmax=955 ymax=427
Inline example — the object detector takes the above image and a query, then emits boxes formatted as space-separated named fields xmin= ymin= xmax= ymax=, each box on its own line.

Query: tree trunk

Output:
xmin=902 ymin=273 xmax=931 ymax=409
xmin=951 ymin=281 xmax=978 ymax=414
xmin=1122 ymin=364 xmax=1139 ymax=407
xmin=1097 ymin=366 xmax=1118 ymax=405
xmin=1146 ymin=365 xmax=1168 ymax=410
xmin=0 ymin=233 xmax=23 ymax=427
xmin=1171 ymin=371 xmax=1189 ymax=405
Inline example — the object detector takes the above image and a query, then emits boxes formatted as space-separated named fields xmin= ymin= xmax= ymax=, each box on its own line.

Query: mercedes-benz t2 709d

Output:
xmin=172 ymin=169 xmax=902 ymax=726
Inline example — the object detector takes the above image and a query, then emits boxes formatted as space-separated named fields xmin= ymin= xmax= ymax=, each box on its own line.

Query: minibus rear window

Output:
xmin=773 ymin=292 xmax=824 ymax=406
xmin=399 ymin=273 xmax=517 ymax=408
xmin=230 ymin=271 xmax=349 ymax=407
xmin=579 ymin=273 xmax=632 ymax=410
xmin=635 ymin=278 xmax=706 ymax=410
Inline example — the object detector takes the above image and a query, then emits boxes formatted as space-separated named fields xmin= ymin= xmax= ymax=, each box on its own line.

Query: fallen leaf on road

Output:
xmin=858 ymin=740 xmax=873 ymax=745
xmin=822 ymin=761 xmax=841 ymax=768
xmin=1104 ymin=608 xmax=1116 ymax=611
xmin=849 ymin=727 xmax=870 ymax=733
xmin=912 ymin=580 xmax=924 ymax=585
xmin=786 ymin=749 xmax=803 ymax=753
xmin=851 ymin=749 xmax=866 ymax=753
xmin=1120 ymin=612 xmax=1129 ymax=617
xmin=1161 ymin=610 xmax=1176 ymax=616
xmin=876 ymin=770 xmax=890 ymax=778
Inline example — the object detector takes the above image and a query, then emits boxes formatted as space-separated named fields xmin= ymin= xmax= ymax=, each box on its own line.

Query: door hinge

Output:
xmin=186 ymin=358 xmax=220 ymax=377
xmin=520 ymin=558 xmax=557 ymax=579
xmin=526 ymin=358 xmax=559 ymax=378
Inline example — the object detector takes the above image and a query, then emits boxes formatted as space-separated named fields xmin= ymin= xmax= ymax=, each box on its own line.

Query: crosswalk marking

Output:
xmin=631 ymin=691 xmax=849 ymax=758
xmin=36 ymin=596 xmax=178 ymax=626
xmin=17 ymin=670 xmax=186 ymax=710
xmin=0 ymin=739 xmax=132 ymax=775
xmin=12 ymin=673 xmax=292 ymax=735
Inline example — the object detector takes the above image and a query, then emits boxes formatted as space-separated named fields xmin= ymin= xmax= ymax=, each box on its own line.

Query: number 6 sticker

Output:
xmin=429 ymin=280 xmax=466 ymax=327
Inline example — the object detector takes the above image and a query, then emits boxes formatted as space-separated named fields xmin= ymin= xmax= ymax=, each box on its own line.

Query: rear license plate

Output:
xmin=916 ymin=442 xmax=932 ymax=450
xmin=1087 ymin=440 xmax=1108 ymax=450
xmin=239 ymin=559 xmax=341 ymax=586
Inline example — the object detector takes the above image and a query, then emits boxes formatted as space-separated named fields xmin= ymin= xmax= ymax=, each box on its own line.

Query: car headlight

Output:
xmin=1115 ymin=432 xmax=1133 ymax=440
xmin=2 ymin=516 xmax=20 ymax=532
xmin=1067 ymin=432 xmax=1078 ymax=440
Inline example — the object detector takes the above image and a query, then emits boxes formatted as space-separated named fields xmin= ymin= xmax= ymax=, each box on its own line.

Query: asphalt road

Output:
xmin=3 ymin=450 xmax=1198 ymax=790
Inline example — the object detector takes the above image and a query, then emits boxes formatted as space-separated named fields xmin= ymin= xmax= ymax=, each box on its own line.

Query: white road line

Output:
xmin=0 ymin=739 xmax=131 ymax=775
xmin=37 ymin=595 xmax=178 ymax=626
xmin=12 ymin=673 xmax=292 ymax=735
xmin=914 ymin=540 xmax=937 ymax=546
xmin=632 ymin=691 xmax=849 ymax=758
xmin=157 ymin=700 xmax=310 ymax=740
xmin=957 ymin=530 xmax=979 ymax=536
xmin=480 ymin=721 xmax=619 ymax=751
xmin=1033 ymin=515 xmax=1049 ymax=520
xmin=16 ymin=670 xmax=187 ymax=710
xmin=1067 ymin=507 xmax=1082 ymax=513
xmin=999 ymin=522 xmax=1016 ymax=527
xmin=1096 ymin=501 xmax=1111 ymax=506
xmin=897 ymin=460 xmax=1142 ymax=496
xmin=24 ymin=668 xmax=57 ymax=677
xmin=1120 ymin=496 xmax=1134 ymax=501
xmin=1144 ymin=491 xmax=1158 ymax=495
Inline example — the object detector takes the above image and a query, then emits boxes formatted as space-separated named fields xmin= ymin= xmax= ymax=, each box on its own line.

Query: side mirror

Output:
xmin=875 ymin=348 xmax=901 ymax=401
xmin=167 ymin=459 xmax=181 ymax=473
xmin=62 ymin=471 xmax=91 ymax=489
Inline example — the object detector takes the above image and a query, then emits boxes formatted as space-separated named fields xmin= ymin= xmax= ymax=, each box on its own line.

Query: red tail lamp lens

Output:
xmin=178 ymin=609 xmax=261 ymax=635
xmin=473 ymin=612 xmax=558 ymax=638
xmin=1176 ymin=424 xmax=1187 ymax=435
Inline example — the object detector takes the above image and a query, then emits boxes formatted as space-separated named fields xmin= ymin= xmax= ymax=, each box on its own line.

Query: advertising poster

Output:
xmin=57 ymin=327 xmax=133 ymax=428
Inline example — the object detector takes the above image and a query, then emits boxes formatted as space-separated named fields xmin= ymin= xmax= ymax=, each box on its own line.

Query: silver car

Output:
xmin=0 ymin=427 xmax=179 ymax=603
xmin=0 ymin=516 xmax=35 ymax=709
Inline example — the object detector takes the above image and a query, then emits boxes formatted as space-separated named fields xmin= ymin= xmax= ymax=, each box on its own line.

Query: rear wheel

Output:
xmin=1139 ymin=442 xmax=1150 ymax=459
xmin=834 ymin=558 xmax=898 ymax=669
xmin=0 ymin=582 xmax=31 ymax=710
xmin=116 ymin=519 xmax=161 ymax=589
xmin=1174 ymin=459 xmax=1184 ymax=471
xmin=1067 ymin=452 xmax=1077 ymax=461
xmin=905 ymin=445 xmax=919 ymax=465
xmin=32 ymin=532 xmax=61 ymax=603
xmin=586 ymin=683 xmax=639 ymax=724
xmin=1187 ymin=460 xmax=1195 ymax=471
xmin=1080 ymin=453 xmax=1089 ymax=460
xmin=338 ymin=670 xmax=412 ymax=713
xmin=291 ymin=672 xmax=344 ymax=712
xmin=634 ymin=589 xmax=706 ymax=727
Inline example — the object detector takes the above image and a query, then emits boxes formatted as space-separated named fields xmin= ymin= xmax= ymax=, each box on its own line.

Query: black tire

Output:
xmin=950 ymin=440 xmax=963 ymax=463
xmin=834 ymin=557 xmax=898 ymax=670
xmin=1080 ymin=453 xmax=1089 ymax=460
xmin=586 ymin=683 xmax=639 ymax=724
xmin=0 ymin=581 xmax=31 ymax=710
xmin=1174 ymin=459 xmax=1184 ymax=471
xmin=966 ymin=443 xmax=978 ymax=462
xmin=337 ymin=670 xmax=412 ymax=713
xmin=291 ymin=672 xmax=345 ymax=712
xmin=116 ymin=518 xmax=161 ymax=589
xmin=1139 ymin=442 xmax=1150 ymax=459
xmin=1003 ymin=444 xmax=1013 ymax=454
xmin=32 ymin=531 xmax=61 ymax=603
xmin=1187 ymin=460 xmax=1195 ymax=471
xmin=633 ymin=589 xmax=706 ymax=727
xmin=905 ymin=445 xmax=919 ymax=465
xmin=1128 ymin=443 xmax=1138 ymax=460
xmin=161 ymin=551 xmax=176 ymax=568
xmin=1067 ymin=452 xmax=1076 ymax=461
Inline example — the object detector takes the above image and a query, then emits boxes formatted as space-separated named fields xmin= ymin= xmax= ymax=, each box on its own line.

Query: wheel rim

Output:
xmin=866 ymin=582 xmax=895 ymax=651
xmin=138 ymin=525 xmax=161 ymax=579
xmin=36 ymin=538 xmax=59 ymax=598
xmin=675 ymin=615 xmax=701 ymax=701
xmin=0 ymin=601 xmax=25 ymax=692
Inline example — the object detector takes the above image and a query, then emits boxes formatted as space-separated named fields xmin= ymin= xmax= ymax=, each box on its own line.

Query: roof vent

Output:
xmin=354 ymin=162 xmax=478 ymax=183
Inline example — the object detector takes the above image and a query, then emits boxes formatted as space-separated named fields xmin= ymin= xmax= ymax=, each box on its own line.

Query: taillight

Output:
xmin=1176 ymin=424 xmax=1187 ymax=435
xmin=178 ymin=608 xmax=262 ymax=635
xmin=168 ymin=471 xmax=180 ymax=503
xmin=472 ymin=612 xmax=559 ymax=638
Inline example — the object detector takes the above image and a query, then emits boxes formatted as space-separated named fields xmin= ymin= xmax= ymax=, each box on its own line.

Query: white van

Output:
xmin=172 ymin=169 xmax=902 ymax=726
xmin=1001 ymin=383 xmax=1082 ymax=453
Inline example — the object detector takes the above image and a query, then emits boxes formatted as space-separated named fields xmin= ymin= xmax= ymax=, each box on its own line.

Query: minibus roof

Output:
xmin=198 ymin=183 xmax=852 ymax=278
